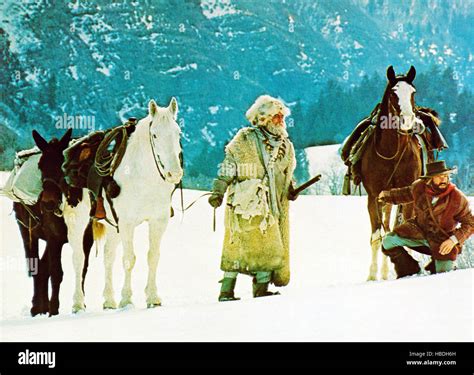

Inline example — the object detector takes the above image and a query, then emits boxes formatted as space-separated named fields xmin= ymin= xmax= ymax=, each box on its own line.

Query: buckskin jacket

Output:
xmin=216 ymin=126 xmax=296 ymax=286
xmin=383 ymin=179 xmax=474 ymax=261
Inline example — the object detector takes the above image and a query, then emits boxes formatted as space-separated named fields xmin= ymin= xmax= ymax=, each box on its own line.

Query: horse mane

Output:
xmin=376 ymin=82 xmax=393 ymax=129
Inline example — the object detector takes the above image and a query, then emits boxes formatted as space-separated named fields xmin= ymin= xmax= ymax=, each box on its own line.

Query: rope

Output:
xmin=94 ymin=127 xmax=128 ymax=177
xmin=373 ymin=128 xmax=401 ymax=160
xmin=174 ymin=191 xmax=215 ymax=231
xmin=177 ymin=192 xmax=213 ymax=212
xmin=375 ymin=136 xmax=411 ymax=236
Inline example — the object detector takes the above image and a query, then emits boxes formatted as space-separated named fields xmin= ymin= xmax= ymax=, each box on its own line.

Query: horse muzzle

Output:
xmin=40 ymin=191 xmax=61 ymax=214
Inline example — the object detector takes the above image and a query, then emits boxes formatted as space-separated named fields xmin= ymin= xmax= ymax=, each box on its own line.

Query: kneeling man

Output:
xmin=378 ymin=161 xmax=474 ymax=278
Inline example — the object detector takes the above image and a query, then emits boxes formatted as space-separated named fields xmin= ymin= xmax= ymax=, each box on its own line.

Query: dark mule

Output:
xmin=14 ymin=129 xmax=93 ymax=316
xmin=360 ymin=65 xmax=426 ymax=281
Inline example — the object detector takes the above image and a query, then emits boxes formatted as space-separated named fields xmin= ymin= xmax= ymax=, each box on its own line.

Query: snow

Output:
xmin=305 ymin=144 xmax=347 ymax=195
xmin=96 ymin=65 xmax=111 ymax=76
xmin=209 ymin=106 xmax=219 ymax=115
xmin=163 ymin=63 xmax=198 ymax=75
xmin=0 ymin=172 xmax=472 ymax=342
xmin=68 ymin=66 xmax=79 ymax=80
xmin=201 ymin=126 xmax=216 ymax=146
xmin=200 ymin=0 xmax=239 ymax=20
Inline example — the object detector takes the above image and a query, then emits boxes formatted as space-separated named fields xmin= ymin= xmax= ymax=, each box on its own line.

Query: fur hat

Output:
xmin=245 ymin=95 xmax=290 ymax=127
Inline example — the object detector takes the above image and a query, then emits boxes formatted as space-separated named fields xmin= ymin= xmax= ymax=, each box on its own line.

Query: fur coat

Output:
xmin=218 ymin=127 xmax=296 ymax=286
xmin=384 ymin=179 xmax=474 ymax=261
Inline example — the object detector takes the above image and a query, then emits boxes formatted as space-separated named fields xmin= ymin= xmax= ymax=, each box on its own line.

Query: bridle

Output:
xmin=148 ymin=120 xmax=185 ymax=216
xmin=40 ymin=176 xmax=66 ymax=216
xmin=148 ymin=120 xmax=183 ymax=184
xmin=149 ymin=121 xmax=168 ymax=181
xmin=374 ymin=97 xmax=419 ymax=161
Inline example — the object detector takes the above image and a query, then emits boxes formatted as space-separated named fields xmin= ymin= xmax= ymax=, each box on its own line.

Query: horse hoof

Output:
xmin=119 ymin=300 xmax=134 ymax=309
xmin=103 ymin=301 xmax=117 ymax=310
xmin=30 ymin=307 xmax=48 ymax=317
xmin=48 ymin=310 xmax=59 ymax=317
xmin=366 ymin=275 xmax=377 ymax=282
xmin=147 ymin=302 xmax=162 ymax=308
xmin=72 ymin=304 xmax=86 ymax=314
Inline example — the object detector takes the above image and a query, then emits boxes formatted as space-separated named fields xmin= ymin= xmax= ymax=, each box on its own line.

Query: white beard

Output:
xmin=264 ymin=121 xmax=288 ymax=138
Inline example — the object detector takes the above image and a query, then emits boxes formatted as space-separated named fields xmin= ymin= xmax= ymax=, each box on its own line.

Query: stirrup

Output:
xmin=342 ymin=172 xmax=351 ymax=195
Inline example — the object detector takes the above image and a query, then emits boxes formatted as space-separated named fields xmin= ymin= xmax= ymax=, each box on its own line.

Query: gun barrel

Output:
xmin=293 ymin=174 xmax=322 ymax=196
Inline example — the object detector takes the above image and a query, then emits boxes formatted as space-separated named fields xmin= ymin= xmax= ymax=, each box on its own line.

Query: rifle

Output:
xmin=288 ymin=174 xmax=322 ymax=200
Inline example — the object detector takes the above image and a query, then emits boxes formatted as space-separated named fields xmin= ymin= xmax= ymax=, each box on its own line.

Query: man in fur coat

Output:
xmin=378 ymin=160 xmax=474 ymax=278
xmin=209 ymin=95 xmax=297 ymax=301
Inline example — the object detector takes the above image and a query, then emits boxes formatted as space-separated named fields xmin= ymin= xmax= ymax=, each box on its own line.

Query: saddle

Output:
xmin=341 ymin=105 xmax=447 ymax=195
xmin=62 ymin=118 xmax=137 ymax=220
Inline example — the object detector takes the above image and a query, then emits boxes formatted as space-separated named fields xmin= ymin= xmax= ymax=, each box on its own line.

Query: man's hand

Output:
xmin=287 ymin=184 xmax=298 ymax=201
xmin=377 ymin=191 xmax=388 ymax=203
xmin=208 ymin=193 xmax=223 ymax=208
xmin=439 ymin=238 xmax=456 ymax=255
xmin=208 ymin=178 xmax=228 ymax=209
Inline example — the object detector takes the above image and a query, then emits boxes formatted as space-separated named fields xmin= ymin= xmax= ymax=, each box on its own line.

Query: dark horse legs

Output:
xmin=48 ymin=242 xmax=65 ymax=316
xmin=31 ymin=248 xmax=50 ymax=316
xmin=16 ymin=218 xmax=49 ymax=316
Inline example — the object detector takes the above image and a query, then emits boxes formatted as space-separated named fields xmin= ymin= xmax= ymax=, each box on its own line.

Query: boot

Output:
xmin=252 ymin=278 xmax=280 ymax=298
xmin=382 ymin=246 xmax=420 ymax=278
xmin=95 ymin=196 xmax=106 ymax=220
xmin=218 ymin=278 xmax=240 ymax=302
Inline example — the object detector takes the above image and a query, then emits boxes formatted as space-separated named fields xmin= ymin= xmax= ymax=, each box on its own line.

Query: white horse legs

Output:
xmin=368 ymin=203 xmax=393 ymax=281
xmin=103 ymin=232 xmax=120 ymax=309
xmin=381 ymin=251 xmax=390 ymax=280
xmin=71 ymin=239 xmax=86 ymax=313
xmin=380 ymin=203 xmax=392 ymax=280
xmin=119 ymin=225 xmax=136 ymax=308
xmin=145 ymin=219 xmax=167 ymax=308
xmin=368 ymin=229 xmax=382 ymax=281
xmin=368 ymin=229 xmax=389 ymax=281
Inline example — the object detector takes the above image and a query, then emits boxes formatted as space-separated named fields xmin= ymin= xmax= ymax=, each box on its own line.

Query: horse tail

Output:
xmin=92 ymin=219 xmax=106 ymax=243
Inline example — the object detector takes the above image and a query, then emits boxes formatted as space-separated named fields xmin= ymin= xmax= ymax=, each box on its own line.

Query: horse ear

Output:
xmin=148 ymin=99 xmax=158 ymax=117
xmin=168 ymin=97 xmax=178 ymax=120
xmin=32 ymin=130 xmax=48 ymax=152
xmin=406 ymin=65 xmax=416 ymax=83
xmin=59 ymin=128 xmax=72 ymax=149
xmin=386 ymin=65 xmax=396 ymax=85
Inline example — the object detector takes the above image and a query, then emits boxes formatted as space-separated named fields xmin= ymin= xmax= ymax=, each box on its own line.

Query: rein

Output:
xmin=41 ymin=177 xmax=66 ymax=216
xmin=149 ymin=121 xmax=187 ymax=218
xmin=373 ymin=113 xmax=415 ymax=237
xmin=148 ymin=121 xmax=167 ymax=181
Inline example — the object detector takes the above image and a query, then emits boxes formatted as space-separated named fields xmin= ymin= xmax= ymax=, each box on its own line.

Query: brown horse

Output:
xmin=360 ymin=65 xmax=426 ymax=281
xmin=14 ymin=129 xmax=94 ymax=316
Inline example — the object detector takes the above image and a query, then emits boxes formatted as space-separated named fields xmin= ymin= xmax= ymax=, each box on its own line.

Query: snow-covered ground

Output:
xmin=0 ymin=172 xmax=472 ymax=342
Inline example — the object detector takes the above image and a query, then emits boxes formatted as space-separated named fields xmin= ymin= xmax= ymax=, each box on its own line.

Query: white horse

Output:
xmin=100 ymin=98 xmax=183 ymax=309
xmin=63 ymin=98 xmax=182 ymax=312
